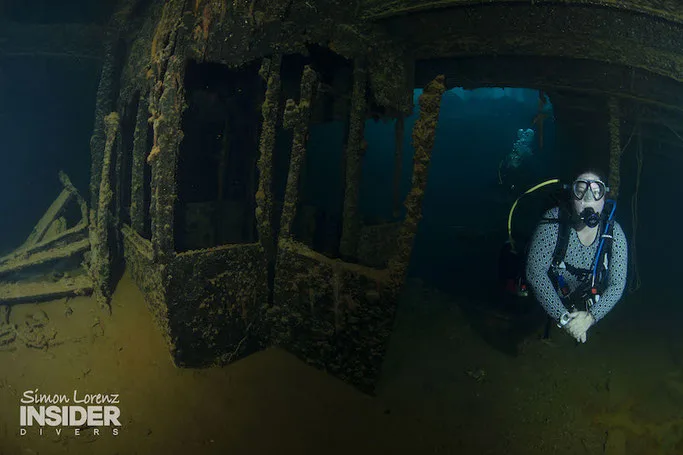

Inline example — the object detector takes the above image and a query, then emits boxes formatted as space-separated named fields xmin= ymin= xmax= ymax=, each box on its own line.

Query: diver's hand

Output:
xmin=564 ymin=311 xmax=595 ymax=343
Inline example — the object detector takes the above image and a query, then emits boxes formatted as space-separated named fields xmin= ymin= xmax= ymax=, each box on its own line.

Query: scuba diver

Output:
xmin=523 ymin=171 xmax=628 ymax=343
xmin=498 ymin=128 xmax=535 ymax=188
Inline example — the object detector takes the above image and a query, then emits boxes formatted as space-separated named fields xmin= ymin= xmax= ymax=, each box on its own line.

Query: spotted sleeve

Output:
xmin=589 ymin=221 xmax=628 ymax=323
xmin=525 ymin=207 xmax=567 ymax=321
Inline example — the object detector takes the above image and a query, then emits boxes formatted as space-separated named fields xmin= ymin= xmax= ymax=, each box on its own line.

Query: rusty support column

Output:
xmin=279 ymin=66 xmax=318 ymax=240
xmin=145 ymin=0 xmax=186 ymax=261
xmin=130 ymin=91 xmax=150 ymax=235
xmin=392 ymin=115 xmax=405 ymax=219
xmin=90 ymin=112 xmax=120 ymax=314
xmin=149 ymin=55 xmax=186 ymax=261
xmin=89 ymin=30 xmax=121 ymax=213
xmin=608 ymin=96 xmax=622 ymax=199
xmin=339 ymin=60 xmax=367 ymax=259
xmin=387 ymin=75 xmax=446 ymax=293
xmin=255 ymin=56 xmax=282 ymax=261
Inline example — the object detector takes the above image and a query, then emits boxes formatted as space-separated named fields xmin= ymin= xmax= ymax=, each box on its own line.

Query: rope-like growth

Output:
xmin=607 ymin=97 xmax=622 ymax=199
xmin=628 ymin=124 xmax=643 ymax=294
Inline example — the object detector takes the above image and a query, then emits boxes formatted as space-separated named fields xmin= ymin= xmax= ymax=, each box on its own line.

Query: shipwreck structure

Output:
xmin=3 ymin=0 xmax=683 ymax=391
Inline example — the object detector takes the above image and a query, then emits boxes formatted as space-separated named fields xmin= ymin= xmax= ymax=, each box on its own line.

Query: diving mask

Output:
xmin=572 ymin=179 xmax=608 ymax=201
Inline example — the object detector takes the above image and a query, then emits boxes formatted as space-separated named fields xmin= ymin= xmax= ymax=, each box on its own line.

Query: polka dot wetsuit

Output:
xmin=525 ymin=207 xmax=628 ymax=323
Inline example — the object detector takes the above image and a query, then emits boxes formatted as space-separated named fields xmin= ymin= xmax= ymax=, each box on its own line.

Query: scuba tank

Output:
xmin=498 ymin=178 xmax=564 ymax=299
xmin=498 ymin=240 xmax=529 ymax=297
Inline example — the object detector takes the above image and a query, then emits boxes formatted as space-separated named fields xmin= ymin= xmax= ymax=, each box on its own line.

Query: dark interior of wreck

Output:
xmin=1 ymin=0 xmax=683 ymax=422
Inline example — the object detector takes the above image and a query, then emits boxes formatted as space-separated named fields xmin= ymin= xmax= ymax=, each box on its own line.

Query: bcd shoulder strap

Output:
xmin=551 ymin=205 xmax=571 ymax=267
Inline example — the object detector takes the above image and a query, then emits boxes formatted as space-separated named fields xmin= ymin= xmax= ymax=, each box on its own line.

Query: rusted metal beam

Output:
xmin=147 ymin=0 xmax=187 ymax=261
xmin=1 ymin=171 xmax=88 ymax=263
xmin=255 ymin=55 xmax=282 ymax=263
xmin=2 ymin=224 xmax=88 ymax=265
xmin=340 ymin=60 xmax=367 ymax=260
xmin=0 ymin=274 xmax=93 ymax=304
xmin=363 ymin=0 xmax=683 ymax=23
xmin=0 ymin=238 xmax=90 ymax=277
xmin=90 ymin=29 xmax=122 ymax=213
xmin=89 ymin=112 xmax=119 ymax=314
xmin=279 ymin=66 xmax=318 ymax=239
xmin=398 ymin=4 xmax=683 ymax=85
xmin=18 ymin=171 xmax=85 ymax=252
xmin=387 ymin=75 xmax=446 ymax=293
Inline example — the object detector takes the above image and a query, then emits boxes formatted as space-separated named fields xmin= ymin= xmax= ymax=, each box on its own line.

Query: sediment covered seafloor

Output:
xmin=0 ymin=272 xmax=680 ymax=455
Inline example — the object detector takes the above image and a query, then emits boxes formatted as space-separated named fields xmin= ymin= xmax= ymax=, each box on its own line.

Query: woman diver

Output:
xmin=524 ymin=171 xmax=628 ymax=343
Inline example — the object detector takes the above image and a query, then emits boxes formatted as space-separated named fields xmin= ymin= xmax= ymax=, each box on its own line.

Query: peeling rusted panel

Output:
xmin=192 ymin=0 xmax=363 ymax=65
xmin=271 ymin=239 xmax=391 ymax=393
xmin=168 ymin=244 xmax=268 ymax=366
xmin=368 ymin=47 xmax=414 ymax=114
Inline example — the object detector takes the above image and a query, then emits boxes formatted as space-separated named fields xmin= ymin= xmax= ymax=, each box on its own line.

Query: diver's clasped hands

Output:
xmin=564 ymin=311 xmax=595 ymax=343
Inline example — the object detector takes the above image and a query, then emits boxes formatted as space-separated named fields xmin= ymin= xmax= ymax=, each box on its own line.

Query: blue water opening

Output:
xmin=361 ymin=87 xmax=557 ymax=296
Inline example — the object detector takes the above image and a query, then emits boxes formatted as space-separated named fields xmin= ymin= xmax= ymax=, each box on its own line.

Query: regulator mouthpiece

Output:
xmin=580 ymin=207 xmax=600 ymax=228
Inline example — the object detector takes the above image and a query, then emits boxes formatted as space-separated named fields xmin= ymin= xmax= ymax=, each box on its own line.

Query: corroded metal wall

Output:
xmin=270 ymin=241 xmax=391 ymax=393
xmin=168 ymin=245 xmax=268 ymax=366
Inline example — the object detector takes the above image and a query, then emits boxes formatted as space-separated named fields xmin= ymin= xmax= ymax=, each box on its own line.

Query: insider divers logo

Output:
xmin=19 ymin=389 xmax=121 ymax=436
